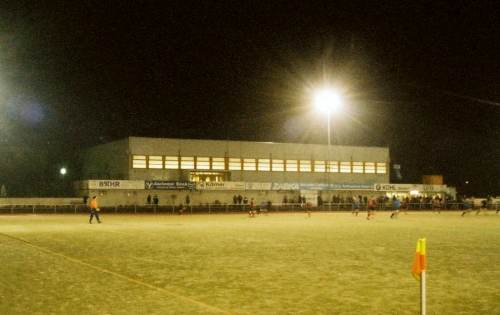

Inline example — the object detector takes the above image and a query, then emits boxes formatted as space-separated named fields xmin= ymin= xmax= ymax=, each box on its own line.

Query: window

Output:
xmin=180 ymin=157 xmax=194 ymax=169
xmin=285 ymin=160 xmax=298 ymax=172
xmin=352 ymin=161 xmax=363 ymax=173
xmin=340 ymin=161 xmax=351 ymax=173
xmin=272 ymin=159 xmax=284 ymax=172
xmin=229 ymin=158 xmax=241 ymax=170
xmin=327 ymin=161 xmax=339 ymax=173
xmin=212 ymin=157 xmax=225 ymax=170
xmin=148 ymin=156 xmax=163 ymax=169
xmin=196 ymin=157 xmax=210 ymax=170
xmin=376 ymin=162 xmax=387 ymax=174
xmin=132 ymin=155 xmax=146 ymax=169
xmin=364 ymin=162 xmax=376 ymax=174
xmin=314 ymin=161 xmax=326 ymax=172
xmin=243 ymin=158 xmax=256 ymax=171
xmin=299 ymin=160 xmax=311 ymax=172
xmin=258 ymin=159 xmax=270 ymax=171
xmin=165 ymin=156 xmax=179 ymax=169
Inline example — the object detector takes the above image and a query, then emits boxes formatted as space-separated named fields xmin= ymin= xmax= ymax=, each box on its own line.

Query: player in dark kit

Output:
xmin=89 ymin=196 xmax=101 ymax=224
xmin=390 ymin=196 xmax=401 ymax=219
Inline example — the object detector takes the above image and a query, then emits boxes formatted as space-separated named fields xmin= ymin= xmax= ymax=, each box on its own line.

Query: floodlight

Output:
xmin=313 ymin=88 xmax=342 ymax=113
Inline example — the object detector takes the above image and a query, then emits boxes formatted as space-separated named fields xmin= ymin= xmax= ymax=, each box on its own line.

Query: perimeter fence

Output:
xmin=0 ymin=202 xmax=499 ymax=215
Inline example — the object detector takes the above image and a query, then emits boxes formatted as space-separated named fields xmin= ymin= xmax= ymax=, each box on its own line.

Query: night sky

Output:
xmin=0 ymin=2 xmax=498 ymax=196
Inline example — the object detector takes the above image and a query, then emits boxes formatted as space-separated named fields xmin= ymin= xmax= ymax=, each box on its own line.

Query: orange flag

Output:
xmin=412 ymin=238 xmax=426 ymax=280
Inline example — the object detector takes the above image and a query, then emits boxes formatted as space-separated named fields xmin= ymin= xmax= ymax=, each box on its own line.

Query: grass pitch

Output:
xmin=0 ymin=212 xmax=499 ymax=315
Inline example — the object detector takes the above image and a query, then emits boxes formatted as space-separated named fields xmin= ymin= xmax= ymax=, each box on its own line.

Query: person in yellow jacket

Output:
xmin=89 ymin=196 xmax=101 ymax=224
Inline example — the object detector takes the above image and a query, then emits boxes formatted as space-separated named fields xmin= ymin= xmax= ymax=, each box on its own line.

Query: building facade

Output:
xmin=77 ymin=137 xmax=394 ymax=206
xmin=83 ymin=137 xmax=390 ymax=182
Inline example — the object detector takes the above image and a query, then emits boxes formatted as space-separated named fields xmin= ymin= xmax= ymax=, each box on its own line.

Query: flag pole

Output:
xmin=421 ymin=269 xmax=426 ymax=315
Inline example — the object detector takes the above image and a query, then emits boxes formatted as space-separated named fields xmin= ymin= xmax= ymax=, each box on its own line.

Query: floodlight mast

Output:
xmin=313 ymin=88 xmax=342 ymax=146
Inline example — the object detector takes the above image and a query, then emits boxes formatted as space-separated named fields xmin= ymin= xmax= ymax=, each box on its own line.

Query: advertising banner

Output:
xmin=299 ymin=183 xmax=330 ymax=190
xmin=145 ymin=181 xmax=195 ymax=190
xmin=300 ymin=183 xmax=374 ymax=191
xmin=196 ymin=181 xmax=246 ymax=190
xmin=333 ymin=183 xmax=373 ymax=190
xmin=374 ymin=183 xmax=447 ymax=192
xmin=245 ymin=182 xmax=272 ymax=190
xmin=271 ymin=183 xmax=300 ymax=191
xmin=374 ymin=183 xmax=415 ymax=191
xmin=88 ymin=180 xmax=145 ymax=190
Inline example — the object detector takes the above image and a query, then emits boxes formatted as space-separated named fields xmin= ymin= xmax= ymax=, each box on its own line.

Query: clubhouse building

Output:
xmin=76 ymin=137 xmax=452 ymax=206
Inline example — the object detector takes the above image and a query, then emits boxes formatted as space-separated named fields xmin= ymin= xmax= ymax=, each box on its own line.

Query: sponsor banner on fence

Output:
xmin=145 ymin=181 xmax=195 ymax=190
xmin=374 ymin=183 xmax=448 ymax=192
xmin=271 ymin=183 xmax=300 ymax=190
xmin=299 ymin=183 xmax=330 ymax=190
xmin=332 ymin=183 xmax=373 ymax=190
xmin=374 ymin=183 xmax=415 ymax=191
xmin=88 ymin=180 xmax=145 ymax=190
xmin=196 ymin=181 xmax=246 ymax=190
xmin=299 ymin=183 xmax=373 ymax=191
xmin=245 ymin=182 xmax=272 ymax=190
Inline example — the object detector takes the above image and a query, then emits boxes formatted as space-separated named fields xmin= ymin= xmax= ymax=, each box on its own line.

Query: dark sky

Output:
xmin=0 ymin=1 xmax=498 ymax=195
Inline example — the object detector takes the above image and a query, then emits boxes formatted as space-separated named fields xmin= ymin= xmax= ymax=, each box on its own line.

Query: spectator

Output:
xmin=147 ymin=194 xmax=152 ymax=205
xmin=153 ymin=195 xmax=159 ymax=205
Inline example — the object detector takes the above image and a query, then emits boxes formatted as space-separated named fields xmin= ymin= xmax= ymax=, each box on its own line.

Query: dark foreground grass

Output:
xmin=0 ymin=212 xmax=499 ymax=315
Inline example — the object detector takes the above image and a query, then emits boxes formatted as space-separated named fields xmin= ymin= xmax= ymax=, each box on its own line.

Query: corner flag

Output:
xmin=412 ymin=238 xmax=427 ymax=315
xmin=412 ymin=238 xmax=426 ymax=280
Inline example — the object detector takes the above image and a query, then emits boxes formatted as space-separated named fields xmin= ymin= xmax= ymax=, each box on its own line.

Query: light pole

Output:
xmin=313 ymin=88 xmax=342 ymax=145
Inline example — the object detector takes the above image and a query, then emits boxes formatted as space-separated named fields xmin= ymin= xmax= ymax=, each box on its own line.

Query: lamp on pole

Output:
xmin=313 ymin=88 xmax=343 ymax=145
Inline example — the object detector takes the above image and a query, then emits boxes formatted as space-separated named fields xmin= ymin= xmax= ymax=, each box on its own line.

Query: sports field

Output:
xmin=0 ymin=212 xmax=499 ymax=315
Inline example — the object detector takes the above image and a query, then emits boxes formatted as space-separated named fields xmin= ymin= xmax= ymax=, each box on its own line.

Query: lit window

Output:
xmin=132 ymin=155 xmax=146 ymax=169
xmin=286 ymin=160 xmax=298 ymax=172
xmin=212 ymin=157 xmax=225 ymax=170
xmin=352 ymin=162 xmax=363 ymax=173
xmin=314 ymin=161 xmax=326 ymax=172
xmin=229 ymin=158 xmax=241 ymax=170
xmin=327 ymin=161 xmax=339 ymax=173
xmin=364 ymin=162 xmax=375 ymax=174
xmin=340 ymin=161 xmax=351 ymax=173
xmin=258 ymin=159 xmax=270 ymax=171
xmin=148 ymin=156 xmax=163 ymax=169
xmin=165 ymin=156 xmax=179 ymax=169
xmin=243 ymin=158 xmax=256 ymax=171
xmin=299 ymin=160 xmax=311 ymax=172
xmin=376 ymin=162 xmax=387 ymax=174
xmin=272 ymin=159 xmax=284 ymax=172
xmin=196 ymin=157 xmax=210 ymax=170
xmin=180 ymin=157 xmax=194 ymax=169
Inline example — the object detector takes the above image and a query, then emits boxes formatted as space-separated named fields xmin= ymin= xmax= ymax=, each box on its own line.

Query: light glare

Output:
xmin=314 ymin=88 xmax=342 ymax=113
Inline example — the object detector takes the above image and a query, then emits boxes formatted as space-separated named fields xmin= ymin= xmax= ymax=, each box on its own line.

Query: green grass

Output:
xmin=0 ymin=212 xmax=499 ymax=315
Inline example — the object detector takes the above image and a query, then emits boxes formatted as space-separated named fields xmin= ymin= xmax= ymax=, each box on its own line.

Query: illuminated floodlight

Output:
xmin=410 ymin=190 xmax=420 ymax=196
xmin=313 ymin=88 xmax=342 ymax=114
xmin=60 ymin=167 xmax=67 ymax=175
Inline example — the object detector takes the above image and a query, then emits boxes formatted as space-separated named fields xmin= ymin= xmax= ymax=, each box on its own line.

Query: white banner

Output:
xmin=271 ymin=183 xmax=300 ymax=190
xmin=245 ymin=182 xmax=272 ymax=190
xmin=196 ymin=181 xmax=246 ymax=190
xmin=87 ymin=180 xmax=145 ymax=190
xmin=374 ymin=183 xmax=447 ymax=192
